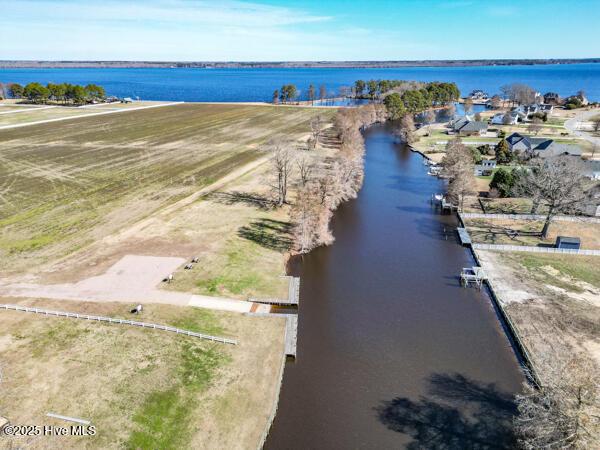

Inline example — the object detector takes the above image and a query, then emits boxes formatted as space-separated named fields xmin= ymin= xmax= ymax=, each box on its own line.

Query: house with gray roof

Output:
xmin=456 ymin=120 xmax=488 ymax=136
xmin=450 ymin=115 xmax=488 ymax=136
xmin=504 ymin=132 xmax=582 ymax=158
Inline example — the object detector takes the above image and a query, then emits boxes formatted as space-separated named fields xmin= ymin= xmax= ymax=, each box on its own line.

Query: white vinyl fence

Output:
xmin=0 ymin=304 xmax=237 ymax=345
xmin=472 ymin=244 xmax=600 ymax=255
xmin=461 ymin=213 xmax=600 ymax=223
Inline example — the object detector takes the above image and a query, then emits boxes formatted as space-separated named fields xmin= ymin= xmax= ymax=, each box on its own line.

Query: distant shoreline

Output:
xmin=1 ymin=59 xmax=599 ymax=69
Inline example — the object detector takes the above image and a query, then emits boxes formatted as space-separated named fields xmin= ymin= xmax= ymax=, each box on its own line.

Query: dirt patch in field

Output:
xmin=477 ymin=250 xmax=600 ymax=379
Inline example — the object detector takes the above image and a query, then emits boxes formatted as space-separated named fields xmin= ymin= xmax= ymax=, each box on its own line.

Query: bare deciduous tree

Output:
xmin=310 ymin=115 xmax=325 ymax=149
xmin=514 ymin=156 xmax=593 ymax=237
xmin=268 ymin=139 xmax=295 ymax=207
xmin=515 ymin=355 xmax=600 ymax=450
xmin=423 ymin=109 xmax=436 ymax=135
xmin=441 ymin=137 xmax=476 ymax=210
xmin=463 ymin=97 xmax=474 ymax=113
xmin=395 ymin=114 xmax=418 ymax=144
xmin=297 ymin=156 xmax=313 ymax=187
xmin=291 ymin=184 xmax=333 ymax=254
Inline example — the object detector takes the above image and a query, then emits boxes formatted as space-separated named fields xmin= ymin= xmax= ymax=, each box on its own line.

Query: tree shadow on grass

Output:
xmin=237 ymin=218 xmax=293 ymax=252
xmin=208 ymin=191 xmax=273 ymax=210
xmin=375 ymin=372 xmax=517 ymax=449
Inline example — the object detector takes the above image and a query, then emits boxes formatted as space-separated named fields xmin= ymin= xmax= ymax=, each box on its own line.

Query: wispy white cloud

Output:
xmin=0 ymin=0 xmax=435 ymax=61
xmin=5 ymin=0 xmax=332 ymax=27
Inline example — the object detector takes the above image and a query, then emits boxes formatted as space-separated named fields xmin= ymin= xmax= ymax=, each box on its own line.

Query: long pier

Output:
xmin=284 ymin=314 xmax=298 ymax=358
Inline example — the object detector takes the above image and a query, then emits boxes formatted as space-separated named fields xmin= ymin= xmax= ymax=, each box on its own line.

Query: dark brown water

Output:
xmin=265 ymin=126 xmax=524 ymax=449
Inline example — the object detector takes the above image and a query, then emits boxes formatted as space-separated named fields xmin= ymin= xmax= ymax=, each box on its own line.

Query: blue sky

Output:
xmin=1 ymin=0 xmax=599 ymax=61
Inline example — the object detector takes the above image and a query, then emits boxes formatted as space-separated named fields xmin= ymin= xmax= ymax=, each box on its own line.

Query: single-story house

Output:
xmin=455 ymin=120 xmax=488 ymax=136
xmin=450 ymin=115 xmax=473 ymax=127
xmin=474 ymin=159 xmax=497 ymax=176
xmin=504 ymin=132 xmax=582 ymax=158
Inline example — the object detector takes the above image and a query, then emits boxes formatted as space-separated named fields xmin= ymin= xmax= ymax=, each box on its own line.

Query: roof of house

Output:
xmin=504 ymin=133 xmax=581 ymax=156
xmin=451 ymin=115 xmax=474 ymax=129
xmin=457 ymin=121 xmax=487 ymax=132
xmin=531 ymin=139 xmax=554 ymax=150
xmin=506 ymin=132 xmax=528 ymax=146
xmin=534 ymin=143 xmax=583 ymax=157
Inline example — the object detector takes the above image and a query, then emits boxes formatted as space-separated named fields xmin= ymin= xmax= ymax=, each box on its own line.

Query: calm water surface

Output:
xmin=1 ymin=64 xmax=599 ymax=101
xmin=265 ymin=126 xmax=524 ymax=449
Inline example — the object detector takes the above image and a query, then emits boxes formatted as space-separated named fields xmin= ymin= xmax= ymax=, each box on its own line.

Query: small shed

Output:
xmin=555 ymin=236 xmax=581 ymax=250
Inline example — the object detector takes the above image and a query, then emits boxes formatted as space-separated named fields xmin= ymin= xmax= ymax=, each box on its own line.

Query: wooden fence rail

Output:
xmin=0 ymin=304 xmax=237 ymax=345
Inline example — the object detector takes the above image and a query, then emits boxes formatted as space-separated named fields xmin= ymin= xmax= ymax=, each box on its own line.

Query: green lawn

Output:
xmin=0 ymin=300 xmax=286 ymax=449
xmin=505 ymin=253 xmax=600 ymax=292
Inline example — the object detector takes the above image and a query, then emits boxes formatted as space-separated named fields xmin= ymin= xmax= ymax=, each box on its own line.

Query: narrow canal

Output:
xmin=265 ymin=126 xmax=524 ymax=449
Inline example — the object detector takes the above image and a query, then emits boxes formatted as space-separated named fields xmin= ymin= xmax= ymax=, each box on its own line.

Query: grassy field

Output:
xmin=0 ymin=103 xmax=330 ymax=278
xmin=0 ymin=298 xmax=285 ymax=449
xmin=0 ymin=106 xmax=108 ymax=126
xmin=464 ymin=217 xmax=600 ymax=248
xmin=503 ymin=252 xmax=600 ymax=292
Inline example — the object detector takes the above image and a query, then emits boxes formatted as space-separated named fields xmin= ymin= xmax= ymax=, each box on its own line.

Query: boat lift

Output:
xmin=460 ymin=266 xmax=487 ymax=289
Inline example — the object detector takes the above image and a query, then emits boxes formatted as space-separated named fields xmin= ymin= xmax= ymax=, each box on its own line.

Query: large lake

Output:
xmin=1 ymin=64 xmax=599 ymax=102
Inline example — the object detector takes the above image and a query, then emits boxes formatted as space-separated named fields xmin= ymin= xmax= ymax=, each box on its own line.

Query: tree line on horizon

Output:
xmin=1 ymin=82 xmax=106 ymax=105
xmin=272 ymin=79 xmax=460 ymax=107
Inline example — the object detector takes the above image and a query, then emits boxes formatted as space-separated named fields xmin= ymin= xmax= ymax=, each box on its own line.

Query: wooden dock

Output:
xmin=250 ymin=276 xmax=300 ymax=306
xmin=456 ymin=227 xmax=472 ymax=246
xmin=284 ymin=314 xmax=298 ymax=358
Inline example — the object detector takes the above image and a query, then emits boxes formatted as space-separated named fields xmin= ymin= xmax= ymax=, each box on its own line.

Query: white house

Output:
xmin=474 ymin=159 xmax=497 ymax=176
xmin=491 ymin=111 xmax=520 ymax=125
xmin=468 ymin=90 xmax=489 ymax=101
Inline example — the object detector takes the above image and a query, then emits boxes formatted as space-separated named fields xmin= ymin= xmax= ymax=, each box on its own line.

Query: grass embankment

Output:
xmin=0 ymin=104 xmax=330 ymax=293
xmin=0 ymin=298 xmax=285 ymax=449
